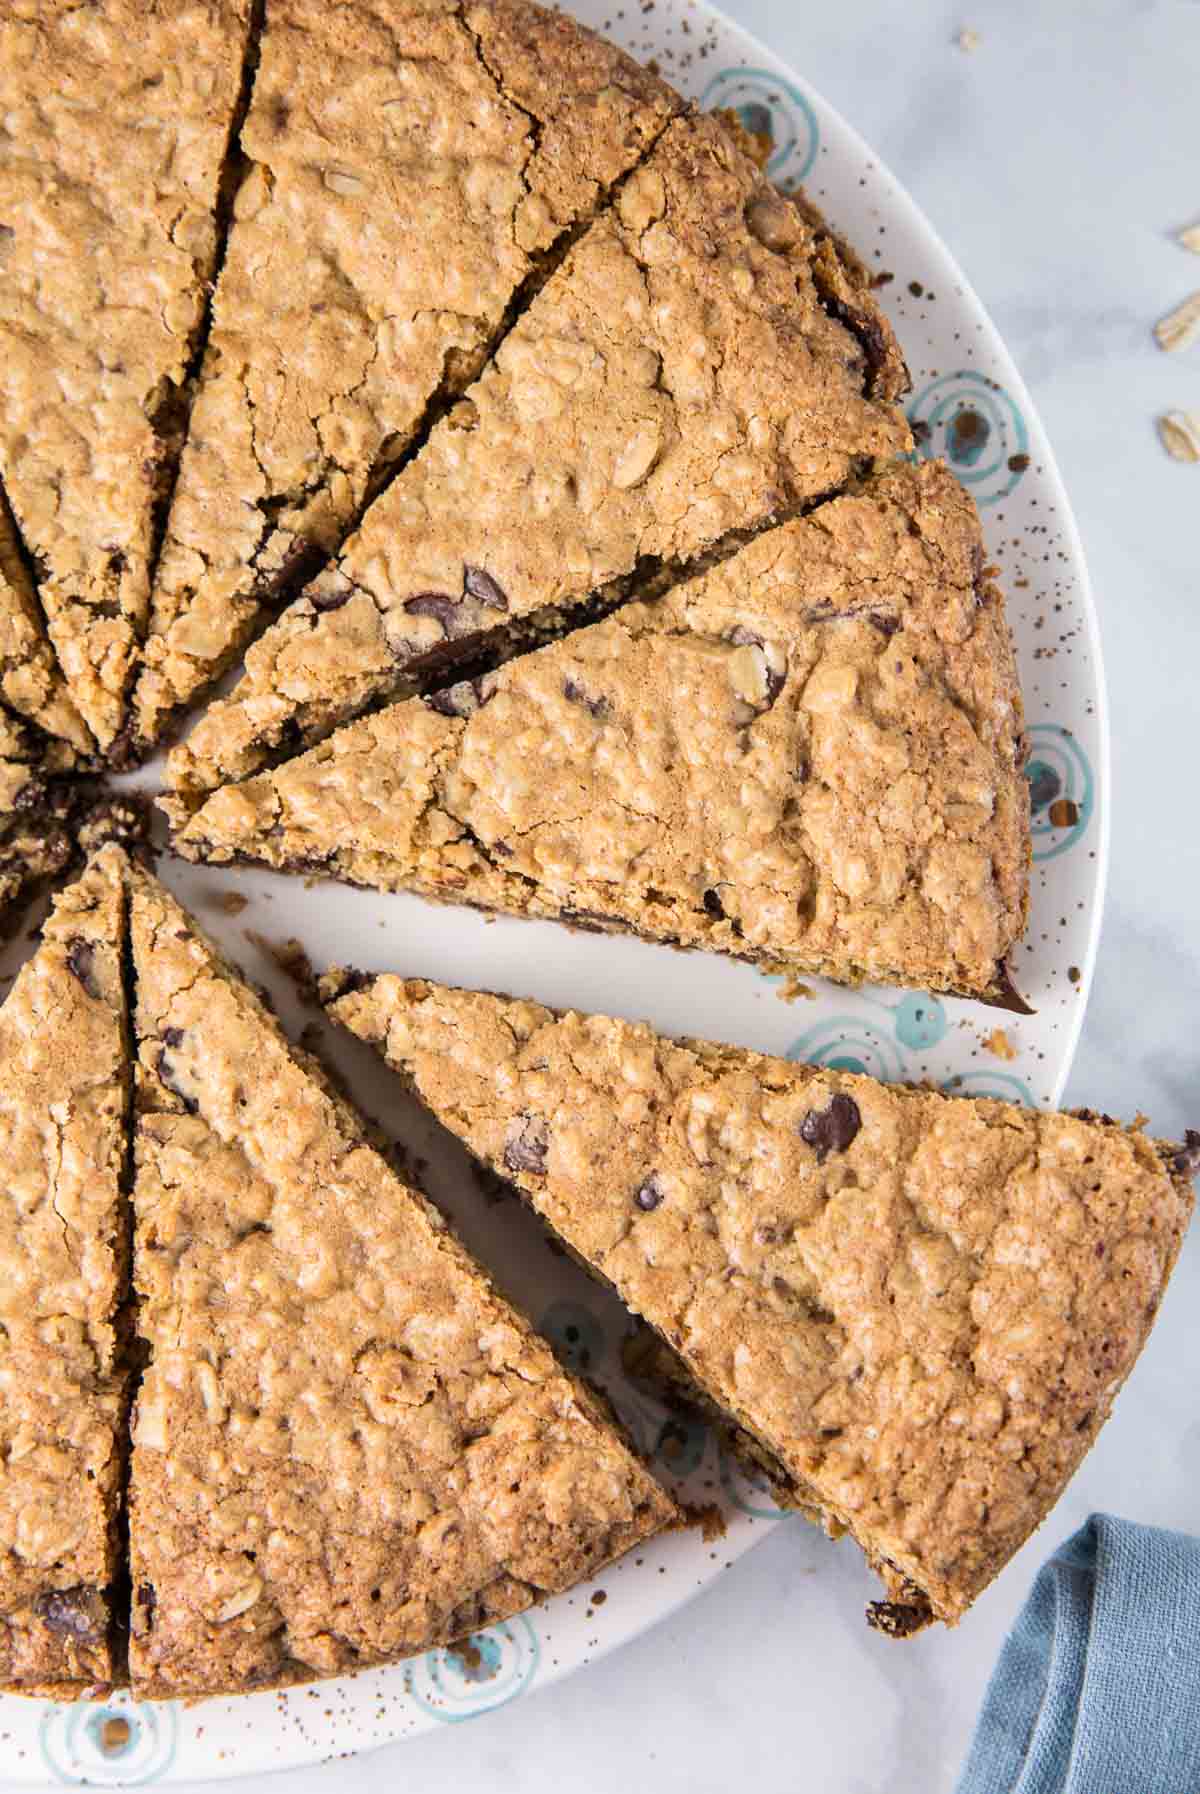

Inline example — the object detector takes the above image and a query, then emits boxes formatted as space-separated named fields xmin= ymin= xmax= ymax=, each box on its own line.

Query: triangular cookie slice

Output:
xmin=132 ymin=0 xmax=679 ymax=751
xmin=0 ymin=483 xmax=91 ymax=756
xmin=174 ymin=462 xmax=1029 ymax=1002
xmin=165 ymin=109 xmax=911 ymax=804
xmin=324 ymin=973 xmax=1196 ymax=1631
xmin=0 ymin=0 xmax=256 ymax=753
xmin=0 ymin=707 xmax=77 ymax=942
xmin=125 ymin=867 xmax=674 ymax=1697
xmin=0 ymin=846 xmax=131 ymax=1694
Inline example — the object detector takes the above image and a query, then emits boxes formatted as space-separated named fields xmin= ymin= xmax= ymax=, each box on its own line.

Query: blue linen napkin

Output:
xmin=955 ymin=1514 xmax=1200 ymax=1794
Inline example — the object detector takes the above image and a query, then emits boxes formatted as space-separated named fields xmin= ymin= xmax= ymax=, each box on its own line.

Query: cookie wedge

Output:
xmin=0 ymin=847 xmax=132 ymax=1694
xmin=125 ymin=866 xmax=675 ymax=1696
xmin=0 ymin=708 xmax=78 ymax=944
xmin=323 ymin=972 xmax=1197 ymax=1631
xmin=0 ymin=483 xmax=91 ymax=757
xmin=173 ymin=462 xmax=1029 ymax=1002
xmin=132 ymin=0 xmax=679 ymax=750
xmin=165 ymin=107 xmax=910 ymax=804
xmin=0 ymin=0 xmax=256 ymax=753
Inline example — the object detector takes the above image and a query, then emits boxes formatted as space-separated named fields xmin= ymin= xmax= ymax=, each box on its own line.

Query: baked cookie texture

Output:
xmin=0 ymin=484 xmax=91 ymax=756
xmin=173 ymin=461 xmax=1030 ymax=1001
xmin=125 ymin=865 xmax=675 ymax=1697
xmin=0 ymin=0 xmax=255 ymax=753
xmin=132 ymin=0 xmax=680 ymax=750
xmin=0 ymin=847 xmax=131 ymax=1695
xmin=164 ymin=106 xmax=911 ymax=804
xmin=324 ymin=974 xmax=1196 ymax=1631
xmin=0 ymin=708 xmax=77 ymax=941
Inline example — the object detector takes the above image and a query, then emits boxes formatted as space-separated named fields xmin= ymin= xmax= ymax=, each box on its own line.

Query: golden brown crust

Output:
xmin=0 ymin=848 xmax=131 ymax=1693
xmin=165 ymin=106 xmax=910 ymax=801
xmin=133 ymin=0 xmax=680 ymax=748
xmin=324 ymin=973 xmax=1195 ymax=1627
xmin=125 ymin=865 xmax=674 ymax=1697
xmin=0 ymin=0 xmax=254 ymax=751
xmin=173 ymin=461 xmax=1029 ymax=999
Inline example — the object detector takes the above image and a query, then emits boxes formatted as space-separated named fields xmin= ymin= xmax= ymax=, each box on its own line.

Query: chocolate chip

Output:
xmin=404 ymin=592 xmax=463 ymax=633
xmin=426 ymin=676 xmax=495 ymax=718
xmin=634 ymin=1174 xmax=664 ymax=1211
xmin=798 ymin=1093 xmax=861 ymax=1162
xmin=1172 ymin=1130 xmax=1200 ymax=1179
xmin=32 ymin=1586 xmax=101 ymax=1641
xmin=311 ymin=585 xmax=350 ymax=612
xmin=504 ymin=1115 xmax=549 ymax=1176
xmin=868 ymin=613 xmax=899 ymax=639
xmin=65 ymin=938 xmax=98 ymax=999
xmin=137 ymin=1582 xmax=156 ymax=1624
xmin=269 ymin=94 xmax=290 ymax=133
xmin=818 ymin=288 xmax=890 ymax=390
xmin=463 ymin=565 xmax=508 ymax=611
xmin=702 ymin=888 xmax=726 ymax=919
xmin=157 ymin=1036 xmax=197 ymax=1114
xmin=563 ymin=678 xmax=610 ymax=720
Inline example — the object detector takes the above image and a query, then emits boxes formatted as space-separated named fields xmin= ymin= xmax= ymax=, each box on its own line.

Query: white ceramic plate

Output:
xmin=2 ymin=0 xmax=1107 ymax=1781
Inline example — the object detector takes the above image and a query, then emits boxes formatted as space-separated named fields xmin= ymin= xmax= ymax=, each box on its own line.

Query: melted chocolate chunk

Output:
xmin=702 ymin=888 xmax=726 ymax=919
xmin=65 ymin=937 xmax=98 ymax=999
xmin=463 ymin=564 xmax=508 ymax=611
xmin=504 ymin=1115 xmax=549 ymax=1176
xmin=158 ymin=1031 xmax=197 ymax=1113
xmin=310 ymin=584 xmax=350 ymax=613
xmin=426 ymin=677 xmax=495 ymax=718
xmin=563 ymin=678 xmax=610 ymax=720
xmin=136 ymin=1582 xmax=157 ymax=1625
xmin=1172 ymin=1130 xmax=1200 ymax=1179
xmin=404 ymin=592 xmax=463 ymax=633
xmin=634 ymin=1174 xmax=665 ymax=1211
xmin=799 ymin=1093 xmax=861 ymax=1162
xmin=32 ymin=1586 xmax=101 ymax=1641
xmin=818 ymin=288 xmax=890 ymax=391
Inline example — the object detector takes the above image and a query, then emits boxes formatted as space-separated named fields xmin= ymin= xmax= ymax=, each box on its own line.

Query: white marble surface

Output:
xmin=172 ymin=3 xmax=1200 ymax=1789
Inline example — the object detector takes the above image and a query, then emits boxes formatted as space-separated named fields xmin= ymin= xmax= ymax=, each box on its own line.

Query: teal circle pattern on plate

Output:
xmin=942 ymin=1069 xmax=1034 ymax=1106
xmin=40 ymin=1699 xmax=179 ymax=1786
xmin=907 ymin=370 xmax=1029 ymax=505
xmin=719 ymin=1450 xmax=789 ymax=1521
xmin=538 ymin=1299 xmax=605 ymax=1375
xmin=698 ymin=67 xmax=818 ymax=179
xmin=405 ymin=1615 xmax=540 ymax=1725
xmin=787 ymin=1015 xmax=907 ymax=1084
xmin=654 ymin=1413 xmax=708 ymax=1479
xmin=1024 ymin=722 xmax=1095 ymax=861
xmin=893 ymin=992 xmax=948 ymax=1051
